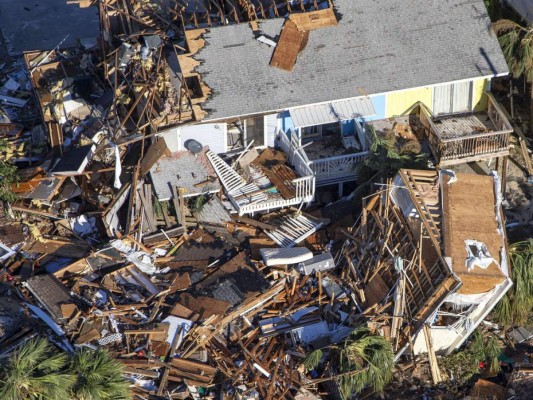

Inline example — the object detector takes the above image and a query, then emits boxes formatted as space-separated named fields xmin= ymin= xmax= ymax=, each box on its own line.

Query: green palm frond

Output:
xmin=355 ymin=124 xmax=427 ymax=190
xmin=440 ymin=329 xmax=502 ymax=384
xmin=0 ymin=338 xmax=74 ymax=400
xmin=336 ymin=327 xmax=394 ymax=398
xmin=303 ymin=349 xmax=324 ymax=371
xmin=69 ymin=348 xmax=130 ymax=400
xmin=493 ymin=239 xmax=533 ymax=326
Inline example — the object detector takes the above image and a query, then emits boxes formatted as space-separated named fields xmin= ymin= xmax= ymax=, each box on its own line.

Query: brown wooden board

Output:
xmin=140 ymin=138 xmax=170 ymax=176
xmin=289 ymin=8 xmax=338 ymax=31
xmin=264 ymin=164 xmax=297 ymax=199
xmin=270 ymin=20 xmax=309 ymax=72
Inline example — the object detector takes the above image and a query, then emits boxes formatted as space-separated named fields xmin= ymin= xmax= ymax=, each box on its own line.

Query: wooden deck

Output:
xmin=420 ymin=93 xmax=512 ymax=166
xmin=432 ymin=112 xmax=497 ymax=139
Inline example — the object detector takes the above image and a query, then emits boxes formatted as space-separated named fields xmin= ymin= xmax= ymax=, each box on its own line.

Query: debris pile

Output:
xmin=0 ymin=1 xmax=522 ymax=399
xmin=0 ymin=168 xmax=515 ymax=398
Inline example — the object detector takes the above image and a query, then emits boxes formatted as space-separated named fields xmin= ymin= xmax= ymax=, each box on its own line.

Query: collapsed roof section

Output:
xmin=341 ymin=169 xmax=512 ymax=356
xmin=341 ymin=174 xmax=462 ymax=355
xmin=390 ymin=169 xmax=510 ymax=297
xmin=96 ymin=1 xmax=338 ymax=125
xmin=97 ymin=0 xmax=509 ymax=124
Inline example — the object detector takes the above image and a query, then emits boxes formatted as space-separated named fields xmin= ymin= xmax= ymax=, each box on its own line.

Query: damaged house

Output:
xmin=0 ymin=1 xmax=520 ymax=396
xmin=340 ymin=169 xmax=512 ymax=357
xmin=157 ymin=0 xmax=512 ymax=206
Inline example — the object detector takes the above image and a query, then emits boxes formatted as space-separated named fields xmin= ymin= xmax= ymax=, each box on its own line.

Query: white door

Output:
xmin=433 ymin=81 xmax=472 ymax=115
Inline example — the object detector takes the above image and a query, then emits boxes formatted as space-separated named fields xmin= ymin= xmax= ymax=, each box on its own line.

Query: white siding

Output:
xmin=160 ymin=126 xmax=180 ymax=152
xmin=179 ymin=123 xmax=226 ymax=154
xmin=265 ymin=113 xmax=278 ymax=147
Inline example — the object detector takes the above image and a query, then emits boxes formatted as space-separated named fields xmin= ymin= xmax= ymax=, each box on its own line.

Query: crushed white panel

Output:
xmin=161 ymin=316 xmax=193 ymax=354
xmin=298 ymin=252 xmax=336 ymax=275
xmin=110 ymin=239 xmax=157 ymax=275
xmin=266 ymin=213 xmax=325 ymax=247
xmin=260 ymin=247 xmax=313 ymax=266
xmin=70 ymin=214 xmax=97 ymax=237
xmin=206 ymin=150 xmax=246 ymax=193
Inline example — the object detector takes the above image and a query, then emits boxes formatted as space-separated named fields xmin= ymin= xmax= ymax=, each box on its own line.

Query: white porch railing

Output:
xmin=309 ymin=151 xmax=369 ymax=184
xmin=279 ymin=128 xmax=369 ymax=185
xmin=238 ymin=175 xmax=315 ymax=214
xmin=221 ymin=130 xmax=314 ymax=215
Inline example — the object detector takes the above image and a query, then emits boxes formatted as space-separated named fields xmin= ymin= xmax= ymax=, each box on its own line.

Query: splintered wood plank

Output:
xmin=48 ymin=121 xmax=63 ymax=152
xmin=185 ymin=29 xmax=206 ymax=55
xmin=270 ymin=20 xmax=309 ymax=72
xmin=140 ymin=138 xmax=170 ymax=176
xmin=264 ymin=165 xmax=297 ymax=199
xmin=179 ymin=30 xmax=207 ymax=76
xmin=289 ymin=8 xmax=338 ymax=31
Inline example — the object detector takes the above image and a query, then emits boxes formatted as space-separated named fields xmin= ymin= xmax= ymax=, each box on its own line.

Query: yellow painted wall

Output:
xmin=385 ymin=86 xmax=433 ymax=117
xmin=472 ymin=78 xmax=490 ymax=112
xmin=385 ymin=77 xmax=490 ymax=117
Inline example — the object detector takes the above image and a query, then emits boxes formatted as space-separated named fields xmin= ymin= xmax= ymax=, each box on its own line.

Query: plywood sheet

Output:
xmin=443 ymin=173 xmax=506 ymax=294
xmin=270 ymin=20 xmax=309 ymax=72
xmin=289 ymin=8 xmax=338 ymax=31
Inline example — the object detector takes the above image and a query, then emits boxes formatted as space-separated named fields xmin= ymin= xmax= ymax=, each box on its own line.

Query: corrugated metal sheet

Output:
xmin=180 ymin=123 xmax=226 ymax=154
xmin=289 ymin=97 xmax=375 ymax=128
xmin=264 ymin=113 xmax=278 ymax=147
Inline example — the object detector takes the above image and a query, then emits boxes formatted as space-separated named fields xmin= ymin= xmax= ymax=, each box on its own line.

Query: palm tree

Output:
xmin=69 ymin=348 xmax=130 ymax=400
xmin=492 ymin=19 xmax=533 ymax=133
xmin=303 ymin=326 xmax=394 ymax=399
xmin=358 ymin=125 xmax=426 ymax=178
xmin=0 ymin=338 xmax=76 ymax=400
xmin=352 ymin=124 xmax=427 ymax=200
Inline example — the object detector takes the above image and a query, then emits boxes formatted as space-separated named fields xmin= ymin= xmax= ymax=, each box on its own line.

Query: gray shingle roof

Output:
xmin=150 ymin=147 xmax=220 ymax=201
xmin=26 ymin=274 xmax=72 ymax=322
xmin=195 ymin=0 xmax=509 ymax=121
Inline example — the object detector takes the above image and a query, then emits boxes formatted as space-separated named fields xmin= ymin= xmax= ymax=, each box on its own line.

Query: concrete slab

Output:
xmin=0 ymin=0 xmax=99 ymax=54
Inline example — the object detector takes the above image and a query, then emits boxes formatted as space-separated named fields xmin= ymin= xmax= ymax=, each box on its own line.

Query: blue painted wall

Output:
xmin=366 ymin=94 xmax=386 ymax=121
xmin=341 ymin=119 xmax=355 ymax=135
xmin=280 ymin=111 xmax=295 ymax=132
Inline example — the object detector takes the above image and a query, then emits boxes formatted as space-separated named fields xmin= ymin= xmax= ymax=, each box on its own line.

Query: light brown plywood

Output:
xmin=442 ymin=173 xmax=506 ymax=294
